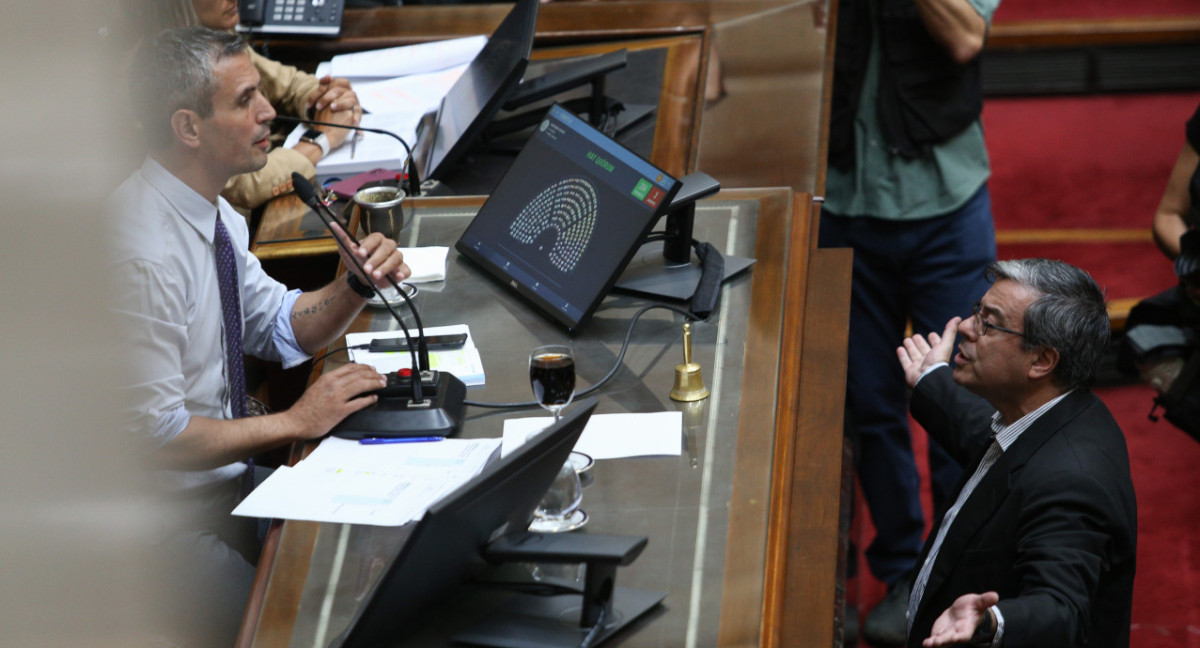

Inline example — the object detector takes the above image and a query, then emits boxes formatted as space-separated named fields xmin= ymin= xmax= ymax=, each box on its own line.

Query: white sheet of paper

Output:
xmin=346 ymin=324 xmax=485 ymax=386
xmin=330 ymin=35 xmax=486 ymax=79
xmin=501 ymin=412 xmax=683 ymax=460
xmin=232 ymin=437 xmax=500 ymax=526
xmin=397 ymin=246 xmax=449 ymax=283
xmin=352 ymin=64 xmax=468 ymax=117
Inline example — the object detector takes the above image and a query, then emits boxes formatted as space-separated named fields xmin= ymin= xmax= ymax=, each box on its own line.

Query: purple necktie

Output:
xmin=214 ymin=215 xmax=247 ymax=419
xmin=214 ymin=214 xmax=253 ymax=495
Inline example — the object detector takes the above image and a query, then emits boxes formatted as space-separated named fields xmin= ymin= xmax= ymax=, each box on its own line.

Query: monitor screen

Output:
xmin=338 ymin=400 xmax=598 ymax=647
xmin=455 ymin=104 xmax=680 ymax=332
xmin=416 ymin=0 xmax=539 ymax=181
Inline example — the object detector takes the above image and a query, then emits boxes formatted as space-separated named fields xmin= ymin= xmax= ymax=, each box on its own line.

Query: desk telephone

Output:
xmin=237 ymin=0 xmax=344 ymax=37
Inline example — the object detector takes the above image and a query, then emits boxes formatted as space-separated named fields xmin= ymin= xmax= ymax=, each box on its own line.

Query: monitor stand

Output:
xmin=453 ymin=587 xmax=665 ymax=648
xmin=615 ymin=240 xmax=755 ymax=301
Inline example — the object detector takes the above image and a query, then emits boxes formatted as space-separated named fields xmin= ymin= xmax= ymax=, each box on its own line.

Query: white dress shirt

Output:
xmin=109 ymin=157 xmax=308 ymax=490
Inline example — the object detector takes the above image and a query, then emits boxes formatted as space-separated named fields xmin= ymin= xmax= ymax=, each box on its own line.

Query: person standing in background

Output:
xmin=818 ymin=0 xmax=1000 ymax=643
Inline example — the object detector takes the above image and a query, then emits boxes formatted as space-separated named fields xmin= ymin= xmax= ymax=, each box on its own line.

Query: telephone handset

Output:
xmin=236 ymin=0 xmax=344 ymax=37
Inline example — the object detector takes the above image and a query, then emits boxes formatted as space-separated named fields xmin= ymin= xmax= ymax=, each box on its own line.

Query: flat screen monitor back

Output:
xmin=417 ymin=0 xmax=539 ymax=182
xmin=337 ymin=399 xmax=598 ymax=647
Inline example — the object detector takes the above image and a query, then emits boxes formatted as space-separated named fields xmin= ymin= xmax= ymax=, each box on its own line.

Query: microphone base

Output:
xmin=332 ymin=373 xmax=467 ymax=439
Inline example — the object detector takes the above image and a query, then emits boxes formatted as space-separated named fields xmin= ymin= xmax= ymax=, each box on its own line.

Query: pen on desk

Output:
xmin=350 ymin=132 xmax=359 ymax=159
xmin=359 ymin=436 xmax=443 ymax=445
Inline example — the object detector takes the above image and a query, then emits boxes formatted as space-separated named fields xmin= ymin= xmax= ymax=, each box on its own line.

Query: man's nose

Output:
xmin=258 ymin=94 xmax=276 ymax=123
xmin=958 ymin=315 xmax=976 ymax=338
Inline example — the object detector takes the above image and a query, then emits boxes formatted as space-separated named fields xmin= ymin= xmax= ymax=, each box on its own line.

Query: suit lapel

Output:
xmin=914 ymin=391 xmax=1097 ymax=629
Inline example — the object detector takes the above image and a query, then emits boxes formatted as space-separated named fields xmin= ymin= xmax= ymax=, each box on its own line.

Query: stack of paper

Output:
xmin=346 ymin=324 xmax=486 ymax=386
xmin=283 ymin=36 xmax=488 ymax=178
xmin=232 ymin=436 xmax=500 ymax=526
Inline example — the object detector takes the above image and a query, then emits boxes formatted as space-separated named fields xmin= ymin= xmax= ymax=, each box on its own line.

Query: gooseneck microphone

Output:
xmin=275 ymin=114 xmax=421 ymax=199
xmin=291 ymin=173 xmax=427 ymax=402
xmin=291 ymin=173 xmax=467 ymax=439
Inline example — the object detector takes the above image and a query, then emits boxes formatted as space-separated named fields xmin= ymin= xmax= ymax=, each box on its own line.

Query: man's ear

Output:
xmin=170 ymin=109 xmax=203 ymax=150
xmin=1028 ymin=345 xmax=1060 ymax=381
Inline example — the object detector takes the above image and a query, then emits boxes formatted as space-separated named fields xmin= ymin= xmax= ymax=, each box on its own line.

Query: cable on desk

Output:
xmin=464 ymin=303 xmax=698 ymax=409
xmin=311 ymin=343 xmax=370 ymax=367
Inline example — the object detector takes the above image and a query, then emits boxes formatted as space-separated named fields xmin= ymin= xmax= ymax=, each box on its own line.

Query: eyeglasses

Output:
xmin=971 ymin=302 xmax=1025 ymax=338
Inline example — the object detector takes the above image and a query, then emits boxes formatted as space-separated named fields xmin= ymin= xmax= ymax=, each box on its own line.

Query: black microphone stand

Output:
xmin=274 ymin=114 xmax=422 ymax=199
xmin=291 ymin=173 xmax=429 ymax=404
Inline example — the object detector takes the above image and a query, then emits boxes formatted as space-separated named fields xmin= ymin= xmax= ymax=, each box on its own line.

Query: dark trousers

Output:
xmin=819 ymin=184 xmax=996 ymax=584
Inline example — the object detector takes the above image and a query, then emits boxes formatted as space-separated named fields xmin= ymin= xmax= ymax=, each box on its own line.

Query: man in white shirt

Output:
xmin=110 ymin=27 xmax=409 ymax=646
xmin=896 ymin=259 xmax=1136 ymax=648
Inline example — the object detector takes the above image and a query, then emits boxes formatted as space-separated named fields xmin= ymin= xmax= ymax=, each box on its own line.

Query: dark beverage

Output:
xmin=530 ymin=352 xmax=575 ymax=408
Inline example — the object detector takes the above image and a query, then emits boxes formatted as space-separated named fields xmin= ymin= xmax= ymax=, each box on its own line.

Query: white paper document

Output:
xmin=352 ymin=64 xmax=468 ymax=116
xmin=346 ymin=324 xmax=485 ymax=386
xmin=232 ymin=437 xmax=500 ymax=526
xmin=330 ymin=35 xmax=486 ymax=79
xmin=397 ymin=246 xmax=449 ymax=283
xmin=501 ymin=411 xmax=683 ymax=460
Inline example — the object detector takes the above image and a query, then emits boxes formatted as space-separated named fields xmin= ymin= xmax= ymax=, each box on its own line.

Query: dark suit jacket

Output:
xmin=908 ymin=368 xmax=1137 ymax=648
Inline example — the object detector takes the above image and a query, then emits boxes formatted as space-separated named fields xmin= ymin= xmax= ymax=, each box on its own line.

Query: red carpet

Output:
xmin=982 ymin=93 xmax=1200 ymax=231
xmin=996 ymin=240 xmax=1176 ymax=301
xmin=850 ymin=92 xmax=1200 ymax=647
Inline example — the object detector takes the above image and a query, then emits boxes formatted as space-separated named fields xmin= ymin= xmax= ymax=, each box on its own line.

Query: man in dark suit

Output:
xmin=896 ymin=258 xmax=1137 ymax=647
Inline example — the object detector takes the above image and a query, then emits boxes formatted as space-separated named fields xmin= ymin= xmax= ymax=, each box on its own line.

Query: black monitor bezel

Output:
xmin=415 ymin=0 xmax=539 ymax=182
xmin=337 ymin=399 xmax=598 ymax=647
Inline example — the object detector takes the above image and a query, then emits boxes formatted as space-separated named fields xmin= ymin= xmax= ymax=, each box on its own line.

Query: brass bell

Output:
xmin=670 ymin=322 xmax=709 ymax=402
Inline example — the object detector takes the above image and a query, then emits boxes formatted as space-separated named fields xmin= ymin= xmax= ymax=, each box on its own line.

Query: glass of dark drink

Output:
xmin=529 ymin=344 xmax=576 ymax=421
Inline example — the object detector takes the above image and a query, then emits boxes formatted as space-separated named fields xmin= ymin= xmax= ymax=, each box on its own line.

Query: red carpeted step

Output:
xmin=984 ymin=92 xmax=1200 ymax=232
xmin=996 ymin=240 xmax=1177 ymax=301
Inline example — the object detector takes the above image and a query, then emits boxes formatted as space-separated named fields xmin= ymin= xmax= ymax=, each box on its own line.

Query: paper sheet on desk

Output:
xmin=398 ymin=246 xmax=448 ymax=283
xmin=346 ymin=324 xmax=485 ymax=386
xmin=330 ymin=36 xmax=486 ymax=79
xmin=501 ymin=412 xmax=683 ymax=460
xmin=352 ymin=64 xmax=468 ymax=117
xmin=232 ymin=437 xmax=500 ymax=526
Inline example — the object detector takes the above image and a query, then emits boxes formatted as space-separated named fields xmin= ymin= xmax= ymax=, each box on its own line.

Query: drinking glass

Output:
xmin=530 ymin=460 xmax=585 ymax=533
xmin=529 ymin=344 xmax=575 ymax=421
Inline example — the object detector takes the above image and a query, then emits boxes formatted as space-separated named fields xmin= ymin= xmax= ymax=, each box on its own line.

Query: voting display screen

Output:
xmin=455 ymin=104 xmax=679 ymax=331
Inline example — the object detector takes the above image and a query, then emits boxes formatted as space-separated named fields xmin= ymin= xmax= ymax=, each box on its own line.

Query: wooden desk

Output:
xmin=238 ymin=189 xmax=850 ymax=647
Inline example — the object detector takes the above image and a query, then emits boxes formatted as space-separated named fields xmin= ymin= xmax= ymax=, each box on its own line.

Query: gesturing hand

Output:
xmin=897 ymin=317 xmax=960 ymax=388
xmin=923 ymin=591 xmax=1000 ymax=647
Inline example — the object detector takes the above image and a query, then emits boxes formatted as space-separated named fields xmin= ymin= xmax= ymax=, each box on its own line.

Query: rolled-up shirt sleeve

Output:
xmin=273 ymin=288 xmax=310 ymax=369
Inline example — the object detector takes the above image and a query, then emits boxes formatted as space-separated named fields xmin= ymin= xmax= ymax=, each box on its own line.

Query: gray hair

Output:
xmin=132 ymin=26 xmax=245 ymax=149
xmin=987 ymin=258 xmax=1109 ymax=391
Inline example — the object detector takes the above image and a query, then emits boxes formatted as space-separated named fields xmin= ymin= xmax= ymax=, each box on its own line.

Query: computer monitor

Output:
xmin=414 ymin=0 xmax=539 ymax=182
xmin=454 ymin=103 xmax=681 ymax=332
xmin=336 ymin=400 xmax=598 ymax=647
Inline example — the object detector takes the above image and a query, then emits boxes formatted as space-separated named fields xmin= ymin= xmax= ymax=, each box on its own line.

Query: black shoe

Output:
xmin=861 ymin=575 xmax=911 ymax=647
xmin=843 ymin=604 xmax=859 ymax=645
